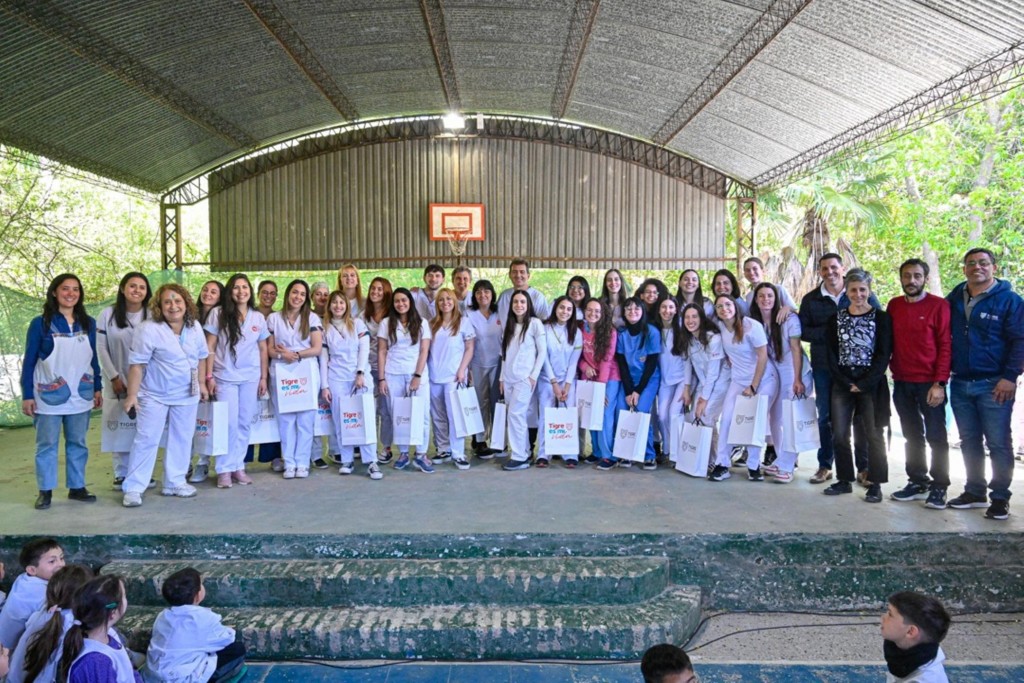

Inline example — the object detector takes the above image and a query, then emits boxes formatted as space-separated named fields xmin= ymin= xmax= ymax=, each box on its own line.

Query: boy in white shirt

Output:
xmin=0 ymin=538 xmax=64 ymax=650
xmin=881 ymin=591 xmax=951 ymax=683
xmin=144 ymin=568 xmax=246 ymax=683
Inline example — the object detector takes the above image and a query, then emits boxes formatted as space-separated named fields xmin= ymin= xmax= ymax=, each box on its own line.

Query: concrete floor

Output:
xmin=0 ymin=423 xmax=1020 ymax=535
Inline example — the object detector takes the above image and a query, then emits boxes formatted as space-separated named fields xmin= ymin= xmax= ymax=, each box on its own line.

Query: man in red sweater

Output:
xmin=886 ymin=259 xmax=951 ymax=509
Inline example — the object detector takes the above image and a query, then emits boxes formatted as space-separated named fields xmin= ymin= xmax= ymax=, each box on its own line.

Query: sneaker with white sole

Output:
xmin=453 ymin=457 xmax=471 ymax=471
xmin=283 ymin=468 xmax=296 ymax=479
xmin=890 ymin=482 xmax=929 ymax=502
xmin=708 ymin=464 xmax=731 ymax=481
xmin=188 ymin=464 xmax=209 ymax=483
xmin=161 ymin=484 xmax=197 ymax=498
xmin=367 ymin=462 xmax=383 ymax=480
xmin=271 ymin=458 xmax=286 ymax=473
xmin=394 ymin=453 xmax=410 ymax=470
xmin=773 ymin=471 xmax=794 ymax=484
xmin=296 ymin=467 xmax=310 ymax=478
xmin=339 ymin=463 xmax=354 ymax=475
xmin=413 ymin=456 xmax=435 ymax=473
xmin=763 ymin=464 xmax=780 ymax=477
xmin=122 ymin=492 xmax=143 ymax=507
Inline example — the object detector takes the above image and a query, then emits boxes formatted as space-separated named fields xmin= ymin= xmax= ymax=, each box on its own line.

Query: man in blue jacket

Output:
xmin=946 ymin=248 xmax=1024 ymax=521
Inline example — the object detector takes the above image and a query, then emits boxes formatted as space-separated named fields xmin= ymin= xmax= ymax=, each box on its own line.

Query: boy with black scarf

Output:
xmin=881 ymin=591 xmax=950 ymax=682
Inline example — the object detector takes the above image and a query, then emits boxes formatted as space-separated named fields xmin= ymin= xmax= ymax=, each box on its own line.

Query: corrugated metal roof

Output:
xmin=0 ymin=0 xmax=1021 ymax=193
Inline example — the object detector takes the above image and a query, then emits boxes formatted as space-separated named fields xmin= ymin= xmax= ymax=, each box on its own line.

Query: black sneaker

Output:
xmin=890 ymin=482 xmax=929 ymax=502
xmin=502 ymin=459 xmax=530 ymax=471
xmin=864 ymin=484 xmax=882 ymax=503
xmin=763 ymin=444 xmax=777 ymax=467
xmin=747 ymin=467 xmax=764 ymax=482
xmin=948 ymin=491 xmax=988 ymax=509
xmin=925 ymin=488 xmax=947 ymax=510
xmin=585 ymin=454 xmax=599 ymax=464
xmin=708 ymin=464 xmax=731 ymax=481
xmin=377 ymin=448 xmax=394 ymax=465
xmin=985 ymin=500 xmax=1010 ymax=520
xmin=643 ymin=460 xmax=657 ymax=471
xmin=823 ymin=481 xmax=853 ymax=496
xmin=731 ymin=446 xmax=747 ymax=468
xmin=312 ymin=458 xmax=329 ymax=470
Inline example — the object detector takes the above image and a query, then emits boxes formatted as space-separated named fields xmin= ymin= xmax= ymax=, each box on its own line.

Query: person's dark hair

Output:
xmin=899 ymin=258 xmax=930 ymax=279
xmin=621 ymin=295 xmax=649 ymax=334
xmin=599 ymin=268 xmax=631 ymax=305
xmin=257 ymin=280 xmax=277 ymax=297
xmin=641 ymin=643 xmax=693 ymax=683
xmin=162 ymin=567 xmax=203 ymax=607
xmin=509 ymin=258 xmax=530 ymax=273
xmin=424 ymin=263 xmax=445 ymax=277
xmin=743 ymin=256 xmax=764 ymax=269
xmin=715 ymin=293 xmax=746 ymax=343
xmin=58 ymin=575 xmax=125 ymax=683
xmin=638 ymin=278 xmax=670 ymax=319
xmin=888 ymin=591 xmax=951 ymax=644
xmin=42 ymin=274 xmax=90 ymax=333
xmin=469 ymin=279 xmax=498 ymax=313
xmin=584 ymin=298 xmax=615 ymax=362
xmin=544 ymin=296 xmax=578 ymax=344
xmin=675 ymin=269 xmax=707 ymax=309
xmin=844 ymin=268 xmax=873 ymax=289
xmin=711 ymin=269 xmax=741 ymax=299
xmin=566 ymin=276 xmax=591 ymax=303
xmin=363 ymin=277 xmax=393 ymax=323
xmin=196 ymin=280 xmax=223 ymax=325
xmin=218 ymin=273 xmax=256 ymax=362
xmin=819 ymin=252 xmax=843 ymax=266
xmin=112 ymin=272 xmax=151 ymax=329
xmin=750 ymin=282 xmax=783 ymax=361
xmin=963 ymin=247 xmax=996 ymax=265
xmin=501 ymin=290 xmax=537 ymax=358
xmin=281 ymin=279 xmax=313 ymax=340
xmin=676 ymin=303 xmax=717 ymax=358
xmin=22 ymin=564 xmax=94 ymax=683
xmin=387 ymin=287 xmax=423 ymax=344
xmin=20 ymin=537 xmax=62 ymax=569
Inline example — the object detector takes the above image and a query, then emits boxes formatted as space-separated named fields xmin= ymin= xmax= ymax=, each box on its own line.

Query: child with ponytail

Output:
xmin=58 ymin=575 xmax=143 ymax=683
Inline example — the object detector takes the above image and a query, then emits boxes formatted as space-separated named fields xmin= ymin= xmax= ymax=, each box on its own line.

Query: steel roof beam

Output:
xmin=0 ymin=0 xmax=257 ymax=150
xmin=652 ymin=0 xmax=812 ymax=146
xmin=752 ymin=41 xmax=1024 ymax=189
xmin=242 ymin=0 xmax=358 ymax=121
xmin=551 ymin=0 xmax=601 ymax=119
xmin=419 ymin=0 xmax=461 ymax=111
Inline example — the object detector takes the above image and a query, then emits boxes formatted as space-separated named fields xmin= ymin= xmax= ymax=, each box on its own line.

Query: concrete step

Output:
xmin=105 ymin=556 xmax=671 ymax=608
xmin=117 ymin=585 xmax=702 ymax=660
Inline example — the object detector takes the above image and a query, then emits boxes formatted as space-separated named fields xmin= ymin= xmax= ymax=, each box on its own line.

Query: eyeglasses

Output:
xmin=965 ymin=259 xmax=993 ymax=268
xmin=568 ymin=285 xmax=585 ymax=291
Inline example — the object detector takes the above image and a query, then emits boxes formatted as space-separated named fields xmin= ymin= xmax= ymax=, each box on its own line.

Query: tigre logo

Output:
xmin=735 ymin=415 xmax=754 ymax=426
xmin=106 ymin=420 xmax=118 ymax=431
xmin=618 ymin=428 xmax=636 ymax=439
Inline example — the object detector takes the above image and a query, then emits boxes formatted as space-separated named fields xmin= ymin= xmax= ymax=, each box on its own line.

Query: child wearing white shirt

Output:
xmin=144 ymin=568 xmax=245 ymax=683
xmin=0 ymin=539 xmax=65 ymax=651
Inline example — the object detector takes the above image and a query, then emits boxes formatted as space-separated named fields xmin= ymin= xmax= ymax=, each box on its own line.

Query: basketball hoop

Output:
xmin=446 ymin=228 xmax=470 ymax=261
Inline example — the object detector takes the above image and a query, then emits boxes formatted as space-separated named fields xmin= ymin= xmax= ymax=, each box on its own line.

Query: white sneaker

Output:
xmin=367 ymin=462 xmax=383 ymax=480
xmin=161 ymin=484 xmax=198 ymax=498
xmin=271 ymin=458 xmax=285 ymax=473
xmin=296 ymin=467 xmax=310 ymax=478
xmin=283 ymin=468 xmax=296 ymax=479
xmin=453 ymin=457 xmax=471 ymax=471
xmin=188 ymin=464 xmax=208 ymax=483
xmin=122 ymin=492 xmax=143 ymax=507
xmin=339 ymin=463 xmax=354 ymax=475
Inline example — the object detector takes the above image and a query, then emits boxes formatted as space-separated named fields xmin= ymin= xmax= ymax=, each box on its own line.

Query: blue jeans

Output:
xmin=591 ymin=380 xmax=622 ymax=460
xmin=34 ymin=411 xmax=91 ymax=491
xmin=812 ymin=366 xmax=869 ymax=472
xmin=951 ymin=377 xmax=1015 ymax=501
xmin=616 ymin=378 xmax=661 ymax=462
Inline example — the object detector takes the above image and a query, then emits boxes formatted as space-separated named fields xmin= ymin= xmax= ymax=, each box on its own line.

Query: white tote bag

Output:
xmin=248 ymin=397 xmax=280 ymax=445
xmin=101 ymin=398 xmax=137 ymax=453
xmin=543 ymin=403 xmax=580 ymax=456
xmin=675 ymin=420 xmax=714 ymax=477
xmin=337 ymin=391 xmax=377 ymax=446
xmin=489 ymin=400 xmax=507 ymax=451
xmin=727 ymin=394 xmax=769 ymax=448
xmin=612 ymin=409 xmax=651 ymax=462
xmin=783 ymin=396 xmax=821 ymax=452
xmin=273 ymin=358 xmax=319 ymax=413
xmin=314 ymin=397 xmax=334 ymax=437
xmin=193 ymin=401 xmax=229 ymax=456
xmin=451 ymin=384 xmax=485 ymax=438
xmin=392 ymin=393 xmax=426 ymax=447
xmin=576 ymin=380 xmax=606 ymax=431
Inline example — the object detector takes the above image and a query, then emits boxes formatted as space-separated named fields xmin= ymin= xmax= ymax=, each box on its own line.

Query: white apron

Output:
xmin=33 ymin=323 xmax=95 ymax=416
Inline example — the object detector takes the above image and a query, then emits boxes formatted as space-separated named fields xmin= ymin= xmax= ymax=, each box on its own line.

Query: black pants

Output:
xmin=892 ymin=380 xmax=950 ymax=488
xmin=208 ymin=640 xmax=247 ymax=683
xmin=831 ymin=383 xmax=888 ymax=485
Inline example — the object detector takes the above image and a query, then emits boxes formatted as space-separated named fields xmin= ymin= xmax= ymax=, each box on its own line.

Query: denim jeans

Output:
xmin=34 ymin=410 xmax=91 ymax=491
xmin=813 ymin=366 xmax=869 ymax=472
xmin=892 ymin=380 xmax=949 ymax=488
xmin=830 ymin=382 xmax=888 ymax=485
xmin=592 ymin=380 xmax=622 ymax=460
xmin=951 ymin=377 xmax=1015 ymax=501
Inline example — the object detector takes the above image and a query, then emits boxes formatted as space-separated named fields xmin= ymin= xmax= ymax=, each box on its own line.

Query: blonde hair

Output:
xmin=326 ymin=290 xmax=354 ymax=335
xmin=150 ymin=284 xmax=198 ymax=328
xmin=336 ymin=264 xmax=364 ymax=310
xmin=429 ymin=288 xmax=462 ymax=337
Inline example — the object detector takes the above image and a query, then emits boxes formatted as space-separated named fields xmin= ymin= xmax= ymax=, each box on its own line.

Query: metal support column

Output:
xmin=735 ymin=196 xmax=756 ymax=273
xmin=160 ymin=202 xmax=183 ymax=271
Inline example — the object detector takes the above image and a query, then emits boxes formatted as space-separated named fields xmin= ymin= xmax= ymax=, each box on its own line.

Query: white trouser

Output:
xmin=505 ymin=377 xmax=535 ymax=462
xmin=470 ymin=364 xmax=500 ymax=441
xmin=715 ymin=369 xmax=779 ymax=469
xmin=386 ymin=372 xmax=431 ymax=455
xmin=329 ymin=379 xmax=377 ymax=464
xmin=278 ymin=409 xmax=316 ymax=470
xmin=536 ymin=379 xmax=577 ymax=460
xmin=215 ymin=380 xmax=259 ymax=474
xmin=429 ymin=381 xmax=462 ymax=455
xmin=124 ymin=396 xmax=197 ymax=493
xmin=657 ymin=381 xmax=685 ymax=455
xmin=371 ymin=365 xmax=393 ymax=449
xmin=767 ymin=360 xmax=810 ymax=474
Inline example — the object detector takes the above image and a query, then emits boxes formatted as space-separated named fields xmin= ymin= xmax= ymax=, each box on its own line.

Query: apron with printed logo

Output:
xmin=33 ymin=322 xmax=96 ymax=416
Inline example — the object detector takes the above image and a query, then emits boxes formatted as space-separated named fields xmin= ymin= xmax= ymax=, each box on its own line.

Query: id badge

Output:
xmin=190 ymin=367 xmax=200 ymax=396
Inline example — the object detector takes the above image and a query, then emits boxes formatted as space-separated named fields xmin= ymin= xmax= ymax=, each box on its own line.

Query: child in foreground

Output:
xmin=881 ymin=590 xmax=951 ymax=683
xmin=640 ymin=643 xmax=697 ymax=683
xmin=59 ymin=574 xmax=145 ymax=683
xmin=0 ymin=539 xmax=65 ymax=650
xmin=144 ymin=568 xmax=246 ymax=683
